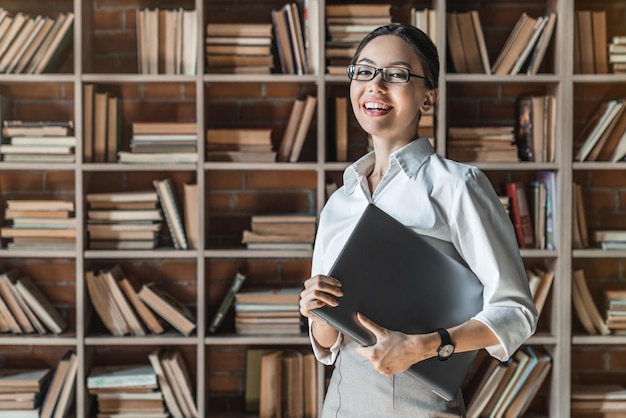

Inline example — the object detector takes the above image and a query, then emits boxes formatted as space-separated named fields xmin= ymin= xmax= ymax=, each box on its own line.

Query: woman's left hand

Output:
xmin=354 ymin=312 xmax=431 ymax=376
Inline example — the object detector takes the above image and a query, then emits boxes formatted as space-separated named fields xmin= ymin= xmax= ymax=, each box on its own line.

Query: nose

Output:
xmin=366 ymin=69 xmax=386 ymax=91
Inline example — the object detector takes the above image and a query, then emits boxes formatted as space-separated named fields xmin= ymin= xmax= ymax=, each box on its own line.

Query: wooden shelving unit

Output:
xmin=0 ymin=0 xmax=625 ymax=416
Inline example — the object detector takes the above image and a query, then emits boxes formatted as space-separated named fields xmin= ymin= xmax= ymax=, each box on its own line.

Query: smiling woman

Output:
xmin=299 ymin=24 xmax=537 ymax=418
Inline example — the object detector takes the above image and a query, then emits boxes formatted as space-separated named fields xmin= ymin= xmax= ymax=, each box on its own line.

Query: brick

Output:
xmin=571 ymin=348 xmax=607 ymax=370
xmin=93 ymin=10 xmax=125 ymax=30
xmin=206 ymin=171 xmax=244 ymax=190
xmin=92 ymin=32 xmax=138 ymax=55
xmin=206 ymin=349 xmax=245 ymax=372
xmin=208 ymin=84 xmax=263 ymax=99
xmin=206 ymin=193 xmax=233 ymax=212
xmin=234 ymin=192 xmax=312 ymax=213
xmin=590 ymin=171 xmax=626 ymax=189
xmin=207 ymin=374 xmax=241 ymax=393
xmin=245 ymin=170 xmax=316 ymax=189
xmin=144 ymin=83 xmax=195 ymax=100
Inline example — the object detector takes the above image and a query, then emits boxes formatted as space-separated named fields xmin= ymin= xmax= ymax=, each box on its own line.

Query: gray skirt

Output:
xmin=322 ymin=340 xmax=466 ymax=418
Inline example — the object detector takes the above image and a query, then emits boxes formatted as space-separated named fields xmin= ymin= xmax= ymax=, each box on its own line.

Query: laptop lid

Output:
xmin=311 ymin=204 xmax=484 ymax=401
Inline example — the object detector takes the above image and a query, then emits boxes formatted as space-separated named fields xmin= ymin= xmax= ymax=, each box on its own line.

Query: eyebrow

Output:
xmin=357 ymin=58 xmax=414 ymax=68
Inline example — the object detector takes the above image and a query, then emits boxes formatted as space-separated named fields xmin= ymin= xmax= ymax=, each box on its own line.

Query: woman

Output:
xmin=299 ymin=24 xmax=537 ymax=417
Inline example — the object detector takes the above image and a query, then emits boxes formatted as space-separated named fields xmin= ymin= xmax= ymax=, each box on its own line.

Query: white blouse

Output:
xmin=309 ymin=137 xmax=538 ymax=364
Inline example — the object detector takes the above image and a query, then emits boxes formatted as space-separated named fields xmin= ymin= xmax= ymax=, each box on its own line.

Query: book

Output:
xmin=32 ymin=12 xmax=73 ymax=74
xmin=505 ymin=182 xmax=535 ymax=249
xmin=526 ymin=12 xmax=557 ymax=75
xmin=147 ymin=349 xmax=183 ymax=418
xmin=503 ymin=349 xmax=552 ymax=418
xmin=153 ymin=178 xmax=188 ymax=250
xmin=536 ymin=171 xmax=557 ymax=250
xmin=277 ymin=98 xmax=306 ymax=162
xmin=137 ymin=283 xmax=196 ymax=336
xmin=466 ymin=357 xmax=511 ymax=418
xmin=87 ymin=365 xmax=157 ymax=390
xmin=289 ymin=95 xmax=317 ymax=162
xmin=7 ymin=281 xmax=70 ymax=338
xmin=335 ymin=96 xmax=348 ymax=161
xmin=456 ymin=11 xmax=484 ymax=74
xmin=446 ymin=12 xmax=468 ymax=73
xmin=101 ymin=265 xmax=146 ymax=336
xmin=0 ymin=270 xmax=35 ymax=333
xmin=52 ymin=351 xmax=77 ymax=418
xmin=208 ymin=272 xmax=246 ymax=333
xmin=492 ymin=13 xmax=538 ymax=75
xmin=39 ymin=351 xmax=71 ymax=418
xmin=245 ymin=349 xmax=278 ymax=412
xmin=572 ymin=274 xmax=598 ymax=335
xmin=0 ymin=270 xmax=45 ymax=334
xmin=572 ymin=269 xmax=611 ymax=335
xmin=85 ymin=270 xmax=128 ymax=336
xmin=0 ymin=368 xmax=51 ymax=392
xmin=575 ymin=99 xmax=623 ymax=161
xmin=162 ymin=351 xmax=198 ymax=417
xmin=118 ymin=275 xmax=165 ymax=335
xmin=182 ymin=183 xmax=199 ymax=250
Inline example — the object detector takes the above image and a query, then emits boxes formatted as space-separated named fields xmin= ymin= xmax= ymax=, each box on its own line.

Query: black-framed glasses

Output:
xmin=347 ymin=64 xmax=427 ymax=83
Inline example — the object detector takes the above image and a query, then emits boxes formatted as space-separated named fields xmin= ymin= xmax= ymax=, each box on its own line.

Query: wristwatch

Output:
xmin=436 ymin=328 xmax=455 ymax=361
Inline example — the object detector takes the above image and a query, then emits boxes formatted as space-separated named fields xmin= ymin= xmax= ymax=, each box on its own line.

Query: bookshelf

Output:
xmin=0 ymin=0 xmax=625 ymax=416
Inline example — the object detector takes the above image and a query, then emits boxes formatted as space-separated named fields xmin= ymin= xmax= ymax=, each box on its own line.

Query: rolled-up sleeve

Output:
xmin=308 ymin=206 xmax=344 ymax=365
xmin=450 ymin=170 xmax=538 ymax=361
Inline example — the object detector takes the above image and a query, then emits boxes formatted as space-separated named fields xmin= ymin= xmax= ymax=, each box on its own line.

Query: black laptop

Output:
xmin=311 ymin=204 xmax=484 ymax=401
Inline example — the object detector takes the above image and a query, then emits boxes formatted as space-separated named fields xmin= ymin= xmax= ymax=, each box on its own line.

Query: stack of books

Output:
xmin=0 ymin=120 xmax=75 ymax=163
xmin=0 ymin=367 xmax=52 ymax=417
xmin=325 ymin=4 xmax=391 ymax=75
xmin=603 ymin=289 xmax=626 ymax=334
xmin=447 ymin=126 xmax=518 ymax=162
xmin=571 ymin=384 xmax=626 ymax=415
xmin=136 ymin=8 xmax=198 ymax=75
xmin=86 ymin=190 xmax=163 ymax=250
xmin=148 ymin=349 xmax=199 ymax=418
xmin=271 ymin=3 xmax=307 ymax=74
xmin=0 ymin=8 xmax=74 ymax=74
xmin=610 ymin=36 xmax=626 ymax=74
xmin=206 ymin=128 xmax=276 ymax=162
xmin=0 ymin=270 xmax=68 ymax=335
xmin=241 ymin=213 xmax=317 ymax=250
xmin=575 ymin=10 xmax=609 ymax=74
xmin=205 ymin=23 xmax=274 ymax=74
xmin=593 ymin=230 xmax=626 ymax=250
xmin=87 ymin=364 xmax=166 ymax=416
xmin=234 ymin=288 xmax=302 ymax=335
xmin=0 ymin=199 xmax=76 ymax=250
xmin=574 ymin=98 xmax=626 ymax=162
xmin=118 ymin=122 xmax=198 ymax=165
xmin=246 ymin=348 xmax=318 ymax=418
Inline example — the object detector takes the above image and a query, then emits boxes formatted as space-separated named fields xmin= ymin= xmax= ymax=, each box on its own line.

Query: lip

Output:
xmin=362 ymin=98 xmax=393 ymax=115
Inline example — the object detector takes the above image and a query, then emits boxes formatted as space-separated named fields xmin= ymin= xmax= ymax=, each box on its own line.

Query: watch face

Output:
xmin=438 ymin=344 xmax=454 ymax=358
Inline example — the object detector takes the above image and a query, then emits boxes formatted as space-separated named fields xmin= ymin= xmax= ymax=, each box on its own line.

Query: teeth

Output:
xmin=365 ymin=102 xmax=390 ymax=110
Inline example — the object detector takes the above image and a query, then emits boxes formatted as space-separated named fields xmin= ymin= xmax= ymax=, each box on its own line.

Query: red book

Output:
xmin=505 ymin=182 xmax=535 ymax=248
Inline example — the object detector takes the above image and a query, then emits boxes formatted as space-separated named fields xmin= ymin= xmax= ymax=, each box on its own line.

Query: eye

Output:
xmin=387 ymin=68 xmax=408 ymax=79
xmin=356 ymin=66 xmax=374 ymax=77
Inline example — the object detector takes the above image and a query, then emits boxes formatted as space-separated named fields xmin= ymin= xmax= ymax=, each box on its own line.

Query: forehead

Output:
xmin=356 ymin=35 xmax=421 ymax=69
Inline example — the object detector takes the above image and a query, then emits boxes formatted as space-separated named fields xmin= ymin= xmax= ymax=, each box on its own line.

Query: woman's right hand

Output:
xmin=299 ymin=274 xmax=343 ymax=319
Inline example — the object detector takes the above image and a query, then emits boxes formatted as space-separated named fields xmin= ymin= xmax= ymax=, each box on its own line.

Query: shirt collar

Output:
xmin=343 ymin=137 xmax=435 ymax=195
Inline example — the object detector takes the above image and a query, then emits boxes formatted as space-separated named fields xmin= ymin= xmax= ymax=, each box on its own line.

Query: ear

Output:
xmin=420 ymin=88 xmax=438 ymax=112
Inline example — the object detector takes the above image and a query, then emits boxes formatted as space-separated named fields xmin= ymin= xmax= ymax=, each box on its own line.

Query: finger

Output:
xmin=356 ymin=312 xmax=384 ymax=336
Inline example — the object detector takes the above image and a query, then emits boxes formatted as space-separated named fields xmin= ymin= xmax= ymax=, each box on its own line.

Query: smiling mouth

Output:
xmin=364 ymin=102 xmax=392 ymax=111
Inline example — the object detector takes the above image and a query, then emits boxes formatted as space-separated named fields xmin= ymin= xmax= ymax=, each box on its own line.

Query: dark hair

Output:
xmin=350 ymin=24 xmax=439 ymax=90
